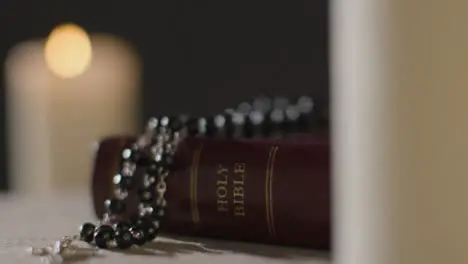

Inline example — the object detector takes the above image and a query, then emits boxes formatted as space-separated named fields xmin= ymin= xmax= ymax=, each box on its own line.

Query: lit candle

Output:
xmin=5 ymin=24 xmax=141 ymax=194
xmin=333 ymin=1 xmax=468 ymax=264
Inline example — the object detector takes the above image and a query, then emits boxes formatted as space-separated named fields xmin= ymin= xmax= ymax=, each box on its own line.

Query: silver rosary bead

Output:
xmin=155 ymin=196 xmax=167 ymax=208
xmin=114 ymin=188 xmax=129 ymax=200
xmin=143 ymin=174 xmax=156 ymax=187
xmin=121 ymin=161 xmax=136 ymax=176
xmin=151 ymin=145 xmax=164 ymax=156
xmin=156 ymin=179 xmax=167 ymax=194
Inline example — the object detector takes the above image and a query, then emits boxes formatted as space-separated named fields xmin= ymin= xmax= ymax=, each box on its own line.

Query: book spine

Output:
xmin=92 ymin=134 xmax=330 ymax=250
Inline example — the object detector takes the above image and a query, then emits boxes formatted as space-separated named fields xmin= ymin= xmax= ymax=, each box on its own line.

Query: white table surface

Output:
xmin=0 ymin=192 xmax=330 ymax=264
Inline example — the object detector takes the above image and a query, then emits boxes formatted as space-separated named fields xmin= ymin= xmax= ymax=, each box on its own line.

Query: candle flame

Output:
xmin=44 ymin=23 xmax=93 ymax=79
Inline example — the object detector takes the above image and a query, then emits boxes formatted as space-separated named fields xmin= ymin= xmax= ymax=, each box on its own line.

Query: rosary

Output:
xmin=29 ymin=95 xmax=321 ymax=263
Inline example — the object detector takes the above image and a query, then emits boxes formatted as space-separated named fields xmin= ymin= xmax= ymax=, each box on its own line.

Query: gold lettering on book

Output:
xmin=216 ymin=164 xmax=229 ymax=212
xmin=268 ymin=147 xmax=278 ymax=236
xmin=216 ymin=162 xmax=247 ymax=216
xmin=234 ymin=163 xmax=246 ymax=174
xmin=190 ymin=146 xmax=203 ymax=224
xmin=265 ymin=146 xmax=279 ymax=237
xmin=233 ymin=163 xmax=245 ymax=216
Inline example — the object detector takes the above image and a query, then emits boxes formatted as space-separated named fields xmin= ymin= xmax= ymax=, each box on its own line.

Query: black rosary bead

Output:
xmin=186 ymin=117 xmax=199 ymax=136
xmin=122 ymin=147 xmax=150 ymax=166
xmin=138 ymin=189 xmax=154 ymax=203
xmin=223 ymin=113 xmax=235 ymax=138
xmin=261 ymin=113 xmax=273 ymax=137
xmin=168 ymin=116 xmax=184 ymax=131
xmin=297 ymin=113 xmax=311 ymax=132
xmin=94 ymin=225 xmax=115 ymax=249
xmin=205 ymin=116 xmax=217 ymax=137
xmin=160 ymin=153 xmax=174 ymax=169
xmin=129 ymin=213 xmax=140 ymax=225
xmin=114 ymin=221 xmax=132 ymax=232
xmin=149 ymin=206 xmax=165 ymax=221
xmin=79 ymin=222 xmax=96 ymax=243
xmin=136 ymin=207 xmax=164 ymax=222
xmin=146 ymin=162 xmax=162 ymax=175
xmin=243 ymin=115 xmax=254 ymax=138
xmin=114 ymin=230 xmax=133 ymax=249
xmin=129 ymin=226 xmax=146 ymax=246
xmin=134 ymin=216 xmax=158 ymax=242
xmin=113 ymin=174 xmax=134 ymax=190
xmin=114 ymin=222 xmax=133 ymax=249
xmin=104 ymin=198 xmax=126 ymax=215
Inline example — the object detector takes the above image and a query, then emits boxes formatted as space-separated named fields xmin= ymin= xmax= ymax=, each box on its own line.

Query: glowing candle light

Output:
xmin=44 ymin=24 xmax=93 ymax=79
xmin=6 ymin=23 xmax=141 ymax=193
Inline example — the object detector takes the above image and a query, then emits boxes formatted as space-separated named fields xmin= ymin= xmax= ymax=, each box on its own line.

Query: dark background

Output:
xmin=0 ymin=0 xmax=329 ymax=190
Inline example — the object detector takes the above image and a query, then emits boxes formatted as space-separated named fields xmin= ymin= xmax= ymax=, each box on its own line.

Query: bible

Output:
xmin=91 ymin=134 xmax=330 ymax=250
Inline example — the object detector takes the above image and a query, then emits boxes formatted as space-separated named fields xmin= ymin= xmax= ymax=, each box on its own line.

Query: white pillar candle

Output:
xmin=333 ymin=1 xmax=468 ymax=264
xmin=5 ymin=27 xmax=141 ymax=194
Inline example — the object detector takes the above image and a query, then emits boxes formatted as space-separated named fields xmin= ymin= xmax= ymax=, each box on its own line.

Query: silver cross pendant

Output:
xmin=29 ymin=236 xmax=100 ymax=264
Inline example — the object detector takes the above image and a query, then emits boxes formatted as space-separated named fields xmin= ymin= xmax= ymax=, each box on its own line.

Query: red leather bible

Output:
xmin=92 ymin=134 xmax=331 ymax=250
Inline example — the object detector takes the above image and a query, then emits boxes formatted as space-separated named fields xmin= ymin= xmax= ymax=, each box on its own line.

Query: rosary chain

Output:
xmin=28 ymin=95 xmax=319 ymax=263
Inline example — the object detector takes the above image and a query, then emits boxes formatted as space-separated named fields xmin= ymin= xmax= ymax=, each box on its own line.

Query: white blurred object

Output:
xmin=333 ymin=1 xmax=468 ymax=264
xmin=5 ymin=31 xmax=141 ymax=194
